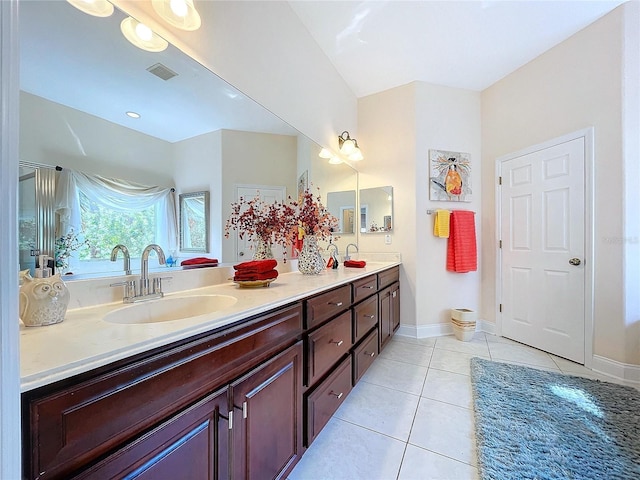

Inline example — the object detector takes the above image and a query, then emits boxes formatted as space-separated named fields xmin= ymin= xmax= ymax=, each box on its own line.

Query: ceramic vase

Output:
xmin=253 ymin=238 xmax=274 ymax=260
xmin=297 ymin=235 xmax=324 ymax=275
xmin=19 ymin=273 xmax=70 ymax=327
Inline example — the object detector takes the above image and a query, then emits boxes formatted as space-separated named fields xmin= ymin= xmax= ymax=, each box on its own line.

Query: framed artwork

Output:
xmin=429 ymin=150 xmax=472 ymax=202
xmin=297 ymin=170 xmax=308 ymax=200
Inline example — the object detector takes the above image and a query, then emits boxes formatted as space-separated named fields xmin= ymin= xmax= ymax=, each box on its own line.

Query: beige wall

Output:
xmin=358 ymin=82 xmax=482 ymax=334
xmin=481 ymin=3 xmax=639 ymax=364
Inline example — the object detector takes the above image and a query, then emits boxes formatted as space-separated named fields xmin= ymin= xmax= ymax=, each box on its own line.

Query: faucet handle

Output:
xmin=152 ymin=276 xmax=172 ymax=295
xmin=110 ymin=280 xmax=136 ymax=301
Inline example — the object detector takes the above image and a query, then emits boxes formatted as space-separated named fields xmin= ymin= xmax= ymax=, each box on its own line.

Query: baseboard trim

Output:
xmin=592 ymin=355 xmax=640 ymax=385
xmin=396 ymin=323 xmax=452 ymax=338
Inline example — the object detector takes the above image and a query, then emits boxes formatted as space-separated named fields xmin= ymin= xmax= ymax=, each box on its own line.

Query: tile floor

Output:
xmin=288 ymin=332 xmax=632 ymax=480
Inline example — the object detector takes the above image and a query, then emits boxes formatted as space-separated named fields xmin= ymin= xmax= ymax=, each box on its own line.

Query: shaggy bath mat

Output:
xmin=470 ymin=358 xmax=640 ymax=480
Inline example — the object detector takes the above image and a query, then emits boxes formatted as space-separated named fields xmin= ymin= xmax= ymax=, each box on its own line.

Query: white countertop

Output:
xmin=20 ymin=261 xmax=399 ymax=392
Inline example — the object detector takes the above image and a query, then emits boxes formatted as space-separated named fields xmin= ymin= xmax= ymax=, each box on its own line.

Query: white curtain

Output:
xmin=55 ymin=169 xmax=178 ymax=254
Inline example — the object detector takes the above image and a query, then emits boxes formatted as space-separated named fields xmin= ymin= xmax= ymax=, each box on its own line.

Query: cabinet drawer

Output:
xmin=305 ymin=285 xmax=351 ymax=329
xmin=352 ymin=294 xmax=378 ymax=344
xmin=307 ymin=311 xmax=352 ymax=386
xmin=378 ymin=266 xmax=399 ymax=289
xmin=23 ymin=303 xmax=302 ymax=480
xmin=352 ymin=329 xmax=379 ymax=384
xmin=351 ymin=275 xmax=377 ymax=303
xmin=306 ymin=356 xmax=352 ymax=446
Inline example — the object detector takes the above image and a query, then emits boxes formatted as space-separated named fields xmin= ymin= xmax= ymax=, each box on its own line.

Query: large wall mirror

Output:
xmin=18 ymin=0 xmax=357 ymax=278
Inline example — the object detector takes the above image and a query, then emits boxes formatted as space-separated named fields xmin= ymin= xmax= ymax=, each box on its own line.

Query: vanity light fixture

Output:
xmin=151 ymin=0 xmax=202 ymax=31
xmin=126 ymin=111 xmax=141 ymax=119
xmin=318 ymin=148 xmax=332 ymax=159
xmin=120 ymin=17 xmax=169 ymax=52
xmin=328 ymin=156 xmax=343 ymax=165
xmin=338 ymin=131 xmax=363 ymax=161
xmin=66 ymin=0 xmax=114 ymax=17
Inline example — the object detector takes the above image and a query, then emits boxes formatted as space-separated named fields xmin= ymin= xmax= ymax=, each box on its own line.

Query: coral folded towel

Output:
xmin=233 ymin=259 xmax=278 ymax=273
xmin=446 ymin=210 xmax=477 ymax=273
xmin=344 ymin=260 xmax=366 ymax=268
xmin=433 ymin=209 xmax=450 ymax=238
xmin=234 ymin=270 xmax=279 ymax=281
xmin=181 ymin=257 xmax=218 ymax=266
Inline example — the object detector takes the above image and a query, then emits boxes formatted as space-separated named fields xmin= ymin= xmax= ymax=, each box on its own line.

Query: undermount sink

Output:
xmin=103 ymin=294 xmax=238 ymax=324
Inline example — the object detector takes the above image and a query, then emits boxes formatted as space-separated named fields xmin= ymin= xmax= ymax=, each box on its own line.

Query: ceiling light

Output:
xmin=318 ymin=148 xmax=332 ymax=159
xmin=338 ymin=130 xmax=363 ymax=160
xmin=66 ymin=0 xmax=114 ymax=17
xmin=126 ymin=111 xmax=141 ymax=119
xmin=151 ymin=0 xmax=202 ymax=31
xmin=120 ymin=17 xmax=168 ymax=52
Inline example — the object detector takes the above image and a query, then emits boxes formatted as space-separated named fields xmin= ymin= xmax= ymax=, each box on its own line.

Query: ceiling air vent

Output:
xmin=147 ymin=63 xmax=178 ymax=81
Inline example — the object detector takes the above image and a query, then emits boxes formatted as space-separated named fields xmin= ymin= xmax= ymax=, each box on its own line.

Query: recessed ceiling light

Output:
xmin=126 ymin=111 xmax=141 ymax=119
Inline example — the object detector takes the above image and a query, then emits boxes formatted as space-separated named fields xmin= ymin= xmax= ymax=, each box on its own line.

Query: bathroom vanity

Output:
xmin=20 ymin=263 xmax=400 ymax=480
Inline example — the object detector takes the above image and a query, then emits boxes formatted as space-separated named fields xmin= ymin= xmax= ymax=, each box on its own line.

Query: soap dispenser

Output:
xmin=19 ymin=255 xmax=70 ymax=327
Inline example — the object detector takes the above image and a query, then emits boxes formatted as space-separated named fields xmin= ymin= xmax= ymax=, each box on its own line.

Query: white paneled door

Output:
xmin=500 ymin=137 xmax=585 ymax=363
xmin=234 ymin=185 xmax=286 ymax=261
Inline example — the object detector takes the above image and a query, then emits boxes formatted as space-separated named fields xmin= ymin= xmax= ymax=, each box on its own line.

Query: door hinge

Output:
xmin=498 ymin=176 xmax=502 ymax=185
xmin=499 ymin=240 xmax=502 ymax=249
xmin=499 ymin=304 xmax=503 ymax=313
xmin=228 ymin=410 xmax=233 ymax=430
xmin=243 ymin=401 xmax=248 ymax=419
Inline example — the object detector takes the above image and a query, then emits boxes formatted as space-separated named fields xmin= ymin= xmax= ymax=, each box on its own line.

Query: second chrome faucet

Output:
xmin=111 ymin=244 xmax=168 ymax=303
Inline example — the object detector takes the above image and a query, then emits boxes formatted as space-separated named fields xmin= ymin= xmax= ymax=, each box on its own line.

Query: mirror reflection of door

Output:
xmin=340 ymin=207 xmax=355 ymax=234
xmin=234 ymin=185 xmax=286 ymax=261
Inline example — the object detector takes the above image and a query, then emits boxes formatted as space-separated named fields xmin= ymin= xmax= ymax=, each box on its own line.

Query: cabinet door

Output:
xmin=391 ymin=282 xmax=401 ymax=333
xmin=230 ymin=342 xmax=303 ymax=480
xmin=74 ymin=388 xmax=229 ymax=480
xmin=379 ymin=285 xmax=393 ymax=351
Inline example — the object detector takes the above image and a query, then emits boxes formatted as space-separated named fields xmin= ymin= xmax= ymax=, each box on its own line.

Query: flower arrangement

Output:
xmin=224 ymin=194 xmax=296 ymax=251
xmin=55 ymin=229 xmax=89 ymax=271
xmin=287 ymin=186 xmax=339 ymax=243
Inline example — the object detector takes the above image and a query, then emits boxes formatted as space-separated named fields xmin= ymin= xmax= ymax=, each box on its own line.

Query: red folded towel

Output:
xmin=446 ymin=210 xmax=477 ymax=273
xmin=181 ymin=257 xmax=219 ymax=266
xmin=344 ymin=260 xmax=366 ymax=268
xmin=234 ymin=269 xmax=279 ymax=281
xmin=233 ymin=259 xmax=278 ymax=273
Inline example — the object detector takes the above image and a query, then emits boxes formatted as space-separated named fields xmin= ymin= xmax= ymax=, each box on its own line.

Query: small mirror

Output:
xmin=326 ymin=190 xmax=356 ymax=234
xmin=180 ymin=191 xmax=210 ymax=252
xmin=359 ymin=186 xmax=393 ymax=233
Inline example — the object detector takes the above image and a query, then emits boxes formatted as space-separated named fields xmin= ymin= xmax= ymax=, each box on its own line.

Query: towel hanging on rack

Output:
xmin=447 ymin=210 xmax=477 ymax=273
xmin=433 ymin=209 xmax=450 ymax=238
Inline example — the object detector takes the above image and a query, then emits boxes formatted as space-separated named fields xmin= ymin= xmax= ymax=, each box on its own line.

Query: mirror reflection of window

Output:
xmin=359 ymin=186 xmax=393 ymax=233
xmin=18 ymin=167 xmax=37 ymax=274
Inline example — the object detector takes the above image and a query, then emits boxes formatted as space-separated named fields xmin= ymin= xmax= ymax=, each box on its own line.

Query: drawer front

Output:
xmin=307 ymin=311 xmax=352 ymax=386
xmin=378 ymin=266 xmax=399 ymax=289
xmin=24 ymin=303 xmax=302 ymax=480
xmin=305 ymin=285 xmax=351 ymax=329
xmin=352 ymin=294 xmax=378 ymax=344
xmin=352 ymin=329 xmax=379 ymax=384
xmin=351 ymin=275 xmax=377 ymax=303
xmin=306 ymin=356 xmax=352 ymax=446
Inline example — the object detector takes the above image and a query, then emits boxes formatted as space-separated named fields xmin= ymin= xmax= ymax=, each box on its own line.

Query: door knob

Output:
xmin=569 ymin=258 xmax=581 ymax=266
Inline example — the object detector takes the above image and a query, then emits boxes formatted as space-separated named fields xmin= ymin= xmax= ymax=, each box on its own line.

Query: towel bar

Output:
xmin=426 ymin=209 xmax=475 ymax=215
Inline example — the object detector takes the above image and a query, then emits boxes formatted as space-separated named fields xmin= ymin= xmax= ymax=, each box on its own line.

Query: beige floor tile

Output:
xmin=334 ymin=381 xmax=420 ymax=441
xmin=435 ymin=334 xmax=490 ymax=357
xmin=398 ymin=444 xmax=479 ymax=480
xmin=409 ymin=398 xmax=477 ymax=466
xmin=487 ymin=342 xmax=558 ymax=369
xmin=380 ymin=339 xmax=434 ymax=366
xmin=288 ymin=417 xmax=405 ymax=480
xmin=422 ymin=368 xmax=473 ymax=409
xmin=429 ymin=348 xmax=489 ymax=376
xmin=360 ymin=357 xmax=428 ymax=395
xmin=393 ymin=334 xmax=438 ymax=348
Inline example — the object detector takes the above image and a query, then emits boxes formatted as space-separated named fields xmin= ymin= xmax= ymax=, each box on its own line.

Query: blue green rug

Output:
xmin=470 ymin=358 xmax=640 ymax=480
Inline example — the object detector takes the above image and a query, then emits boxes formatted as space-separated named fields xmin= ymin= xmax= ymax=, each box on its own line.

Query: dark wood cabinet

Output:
xmin=306 ymin=310 xmax=352 ymax=386
xmin=379 ymin=281 xmax=400 ymax=351
xmin=230 ymin=342 xmax=303 ymax=480
xmin=352 ymin=294 xmax=378 ymax=344
xmin=73 ymin=388 xmax=229 ymax=480
xmin=351 ymin=274 xmax=377 ymax=303
xmin=305 ymin=284 xmax=351 ymax=329
xmin=352 ymin=328 xmax=379 ymax=384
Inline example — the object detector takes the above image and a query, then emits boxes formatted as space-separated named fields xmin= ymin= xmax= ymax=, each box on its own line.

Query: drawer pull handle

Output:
xmin=332 ymin=340 xmax=344 ymax=347
xmin=363 ymin=285 xmax=374 ymax=289
xmin=365 ymin=351 xmax=375 ymax=357
xmin=364 ymin=314 xmax=375 ymax=319
xmin=330 ymin=391 xmax=343 ymax=399
xmin=329 ymin=301 xmax=343 ymax=307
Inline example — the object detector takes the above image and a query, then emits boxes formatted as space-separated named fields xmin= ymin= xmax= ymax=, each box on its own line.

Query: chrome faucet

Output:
xmin=140 ymin=244 xmax=166 ymax=297
xmin=345 ymin=243 xmax=358 ymax=261
xmin=327 ymin=244 xmax=339 ymax=257
xmin=110 ymin=244 xmax=131 ymax=275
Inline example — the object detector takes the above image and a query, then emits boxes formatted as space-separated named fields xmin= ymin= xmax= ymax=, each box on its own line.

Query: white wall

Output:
xmin=113 ymin=0 xmax=358 ymax=151
xmin=481 ymin=3 xmax=639 ymax=365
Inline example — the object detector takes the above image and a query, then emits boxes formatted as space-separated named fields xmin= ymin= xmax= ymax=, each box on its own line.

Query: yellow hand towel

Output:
xmin=434 ymin=209 xmax=450 ymax=238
